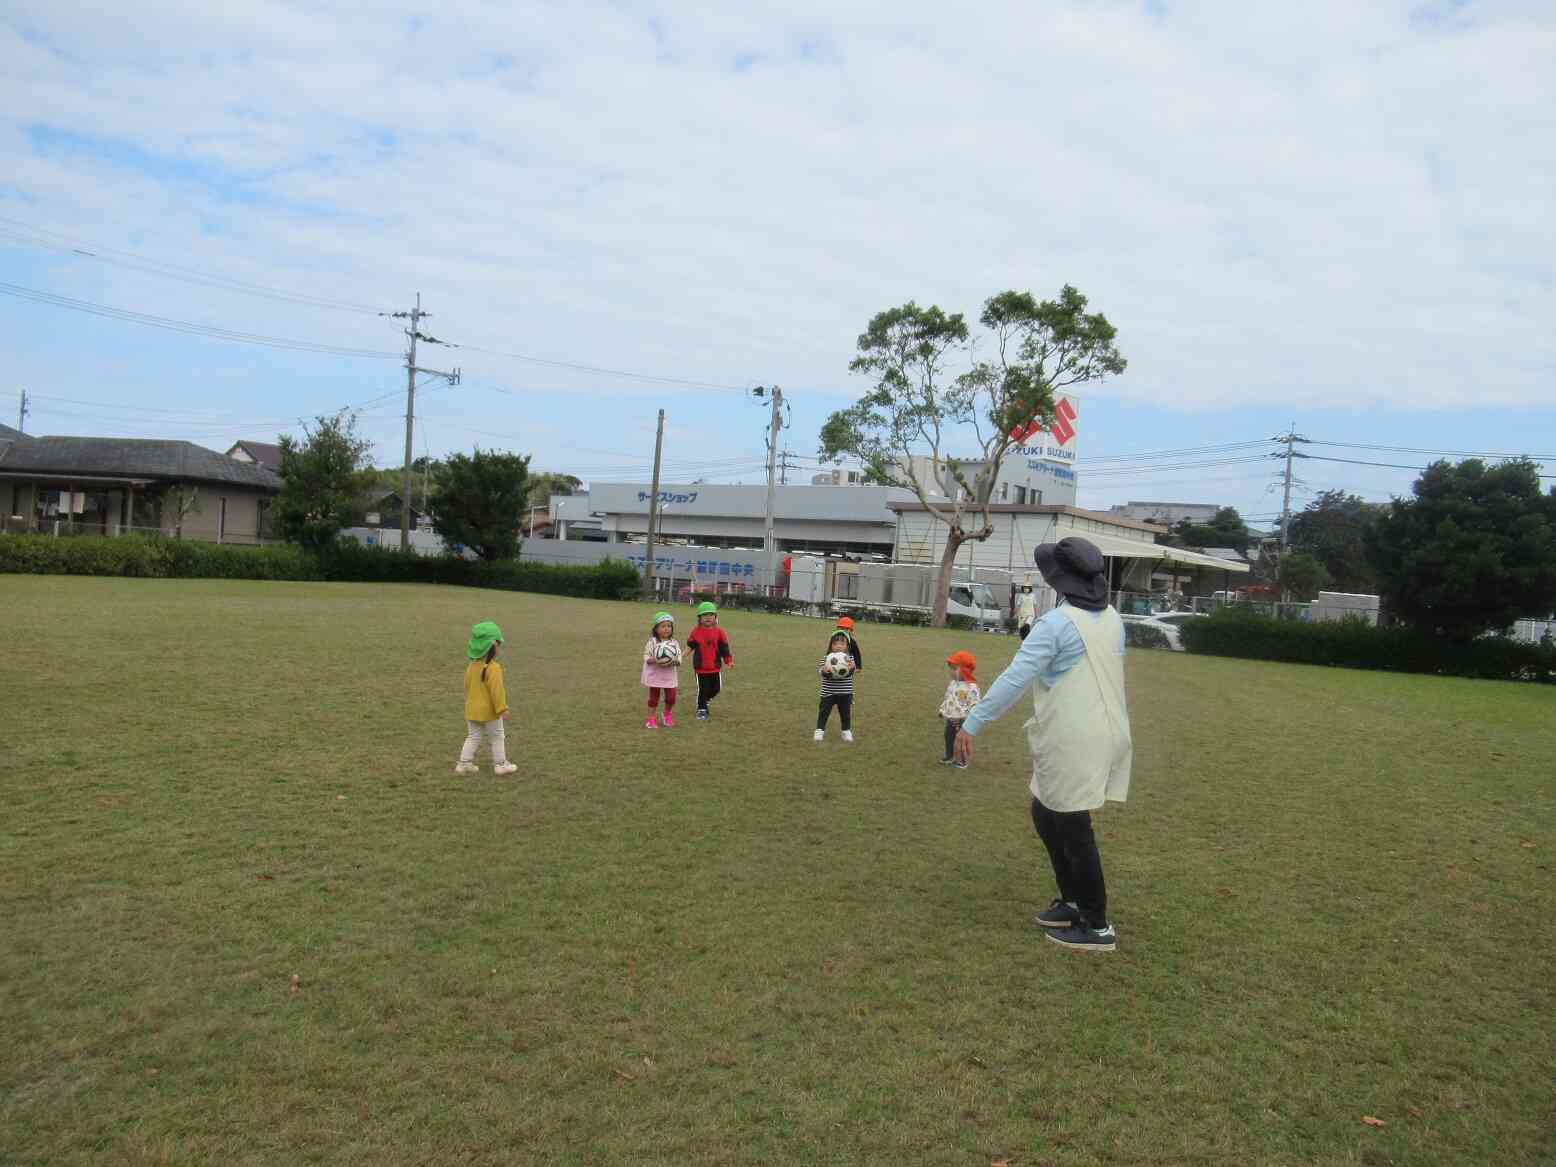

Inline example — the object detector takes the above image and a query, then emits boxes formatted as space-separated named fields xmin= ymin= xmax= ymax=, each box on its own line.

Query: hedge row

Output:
xmin=0 ymin=534 xmax=641 ymax=601
xmin=0 ymin=533 xmax=315 ymax=580
xmin=1179 ymin=608 xmax=1556 ymax=683
xmin=1123 ymin=621 xmax=1172 ymax=650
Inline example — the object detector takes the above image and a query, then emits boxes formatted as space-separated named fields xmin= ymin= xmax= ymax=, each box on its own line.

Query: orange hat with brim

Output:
xmin=946 ymin=650 xmax=977 ymax=683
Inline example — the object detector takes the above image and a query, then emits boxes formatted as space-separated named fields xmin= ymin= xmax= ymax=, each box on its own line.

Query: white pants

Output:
xmin=459 ymin=719 xmax=508 ymax=765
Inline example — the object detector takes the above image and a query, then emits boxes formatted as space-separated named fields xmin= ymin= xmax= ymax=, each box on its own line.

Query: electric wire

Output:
xmin=0 ymin=282 xmax=401 ymax=359
xmin=0 ymin=216 xmax=385 ymax=314
xmin=1300 ymin=452 xmax=1556 ymax=480
xmin=1307 ymin=438 xmax=1555 ymax=461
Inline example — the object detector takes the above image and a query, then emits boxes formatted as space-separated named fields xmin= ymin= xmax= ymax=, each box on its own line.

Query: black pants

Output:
xmin=943 ymin=718 xmax=963 ymax=760
xmin=817 ymin=693 xmax=853 ymax=731
xmin=1030 ymin=797 xmax=1108 ymax=928
xmin=1019 ymin=622 xmax=1032 ymax=640
xmin=696 ymin=672 xmax=722 ymax=711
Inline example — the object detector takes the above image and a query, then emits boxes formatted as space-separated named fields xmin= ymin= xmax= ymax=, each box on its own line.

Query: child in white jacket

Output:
xmin=938 ymin=651 xmax=980 ymax=768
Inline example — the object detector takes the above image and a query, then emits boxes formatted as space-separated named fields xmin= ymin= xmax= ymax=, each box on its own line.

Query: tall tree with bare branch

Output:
xmin=820 ymin=286 xmax=1125 ymax=625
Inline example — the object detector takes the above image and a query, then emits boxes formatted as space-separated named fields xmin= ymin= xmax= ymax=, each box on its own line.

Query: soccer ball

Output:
xmin=653 ymin=640 xmax=682 ymax=665
xmin=824 ymin=651 xmax=853 ymax=679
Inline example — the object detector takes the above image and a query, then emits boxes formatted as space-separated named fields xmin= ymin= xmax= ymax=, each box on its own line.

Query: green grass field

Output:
xmin=1 ymin=576 xmax=1552 ymax=1166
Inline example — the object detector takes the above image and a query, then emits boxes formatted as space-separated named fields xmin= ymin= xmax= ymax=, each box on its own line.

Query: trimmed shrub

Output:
xmin=1124 ymin=622 xmax=1172 ymax=650
xmin=1180 ymin=608 xmax=1556 ymax=683
xmin=0 ymin=534 xmax=643 ymax=603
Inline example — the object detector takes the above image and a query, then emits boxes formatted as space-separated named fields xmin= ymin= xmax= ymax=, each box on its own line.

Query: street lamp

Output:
xmin=555 ymin=499 xmax=567 ymax=541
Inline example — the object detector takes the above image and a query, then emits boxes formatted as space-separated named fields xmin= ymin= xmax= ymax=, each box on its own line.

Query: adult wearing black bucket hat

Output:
xmin=954 ymin=536 xmax=1133 ymax=952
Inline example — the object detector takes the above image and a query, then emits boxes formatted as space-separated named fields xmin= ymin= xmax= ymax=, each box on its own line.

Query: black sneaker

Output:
xmin=696 ymin=708 xmax=709 ymax=721
xmin=1033 ymin=899 xmax=1082 ymax=929
xmin=1045 ymin=922 xmax=1117 ymax=952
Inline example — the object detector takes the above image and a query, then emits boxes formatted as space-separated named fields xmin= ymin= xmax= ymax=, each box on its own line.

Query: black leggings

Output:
xmin=817 ymin=693 xmax=853 ymax=731
xmin=943 ymin=718 xmax=963 ymax=760
xmin=696 ymin=672 xmax=722 ymax=710
xmin=1030 ymin=797 xmax=1108 ymax=928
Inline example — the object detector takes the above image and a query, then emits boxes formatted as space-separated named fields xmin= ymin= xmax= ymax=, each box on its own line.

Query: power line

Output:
xmin=0 ymin=282 xmax=401 ymax=359
xmin=452 ymin=352 xmax=748 ymax=393
xmin=1083 ymin=440 xmax=1270 ymax=464
xmin=0 ymin=215 xmax=385 ymax=315
xmin=1307 ymin=438 xmax=1555 ymax=461
xmin=1298 ymin=452 xmax=1556 ymax=480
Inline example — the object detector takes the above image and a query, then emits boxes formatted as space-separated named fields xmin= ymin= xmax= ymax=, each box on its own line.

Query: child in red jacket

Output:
xmin=685 ymin=601 xmax=734 ymax=721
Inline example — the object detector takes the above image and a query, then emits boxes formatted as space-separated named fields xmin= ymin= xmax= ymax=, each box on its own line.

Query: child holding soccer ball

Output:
xmin=641 ymin=611 xmax=682 ymax=728
xmin=938 ymin=650 xmax=981 ymax=768
xmin=455 ymin=620 xmax=517 ymax=776
xmin=815 ymin=631 xmax=857 ymax=743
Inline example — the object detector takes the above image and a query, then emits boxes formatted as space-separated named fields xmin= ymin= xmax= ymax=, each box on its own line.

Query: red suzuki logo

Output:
xmin=1009 ymin=396 xmax=1077 ymax=446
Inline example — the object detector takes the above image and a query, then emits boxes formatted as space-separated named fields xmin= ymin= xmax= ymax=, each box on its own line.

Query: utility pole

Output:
xmin=383 ymin=295 xmax=459 ymax=550
xmin=1274 ymin=424 xmax=1309 ymax=551
xmin=16 ymin=388 xmax=27 ymax=433
xmin=644 ymin=408 xmax=666 ymax=597
xmin=1272 ymin=424 xmax=1309 ymax=599
xmin=754 ymin=386 xmax=784 ymax=591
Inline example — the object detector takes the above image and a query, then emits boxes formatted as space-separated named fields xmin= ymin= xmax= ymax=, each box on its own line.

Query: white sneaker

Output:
xmin=493 ymin=762 xmax=518 ymax=776
xmin=453 ymin=762 xmax=478 ymax=775
xmin=813 ymin=729 xmax=825 ymax=742
xmin=841 ymin=731 xmax=855 ymax=743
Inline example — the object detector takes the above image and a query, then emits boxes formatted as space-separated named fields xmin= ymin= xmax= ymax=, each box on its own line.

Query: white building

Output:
xmin=1107 ymin=501 xmax=1219 ymax=526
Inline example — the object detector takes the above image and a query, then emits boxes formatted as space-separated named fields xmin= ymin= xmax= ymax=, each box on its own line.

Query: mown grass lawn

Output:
xmin=1 ymin=576 xmax=1552 ymax=1166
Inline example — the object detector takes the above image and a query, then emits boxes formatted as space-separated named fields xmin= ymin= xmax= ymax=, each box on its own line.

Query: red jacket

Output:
xmin=686 ymin=625 xmax=733 ymax=674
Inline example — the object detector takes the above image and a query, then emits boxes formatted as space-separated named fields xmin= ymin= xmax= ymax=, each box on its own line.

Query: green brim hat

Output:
xmin=653 ymin=611 xmax=674 ymax=626
xmin=466 ymin=620 xmax=504 ymax=659
xmin=696 ymin=601 xmax=718 ymax=616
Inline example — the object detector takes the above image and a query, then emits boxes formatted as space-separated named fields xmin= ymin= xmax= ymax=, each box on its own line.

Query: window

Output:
xmin=999 ymin=483 xmax=1009 ymax=502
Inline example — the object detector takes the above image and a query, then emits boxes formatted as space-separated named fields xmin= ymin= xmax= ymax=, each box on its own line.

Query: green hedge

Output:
xmin=0 ymin=534 xmax=641 ymax=601
xmin=1179 ymin=608 xmax=1556 ymax=683
xmin=1124 ymin=621 xmax=1172 ymax=650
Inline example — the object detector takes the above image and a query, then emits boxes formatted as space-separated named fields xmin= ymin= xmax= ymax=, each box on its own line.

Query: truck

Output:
xmin=788 ymin=556 xmax=1034 ymax=628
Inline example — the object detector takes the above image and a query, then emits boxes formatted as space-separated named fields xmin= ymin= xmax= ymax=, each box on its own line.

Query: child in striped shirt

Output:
xmin=814 ymin=631 xmax=857 ymax=743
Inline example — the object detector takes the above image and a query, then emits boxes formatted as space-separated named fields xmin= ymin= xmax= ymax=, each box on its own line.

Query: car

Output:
xmin=1120 ymin=610 xmax=1205 ymax=651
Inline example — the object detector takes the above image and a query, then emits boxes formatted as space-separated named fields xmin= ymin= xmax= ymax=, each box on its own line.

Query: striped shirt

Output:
xmin=819 ymin=657 xmax=855 ymax=696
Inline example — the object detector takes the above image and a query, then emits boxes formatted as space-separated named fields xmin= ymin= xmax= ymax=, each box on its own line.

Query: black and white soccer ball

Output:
xmin=824 ymin=651 xmax=854 ymax=679
xmin=653 ymin=640 xmax=682 ymax=665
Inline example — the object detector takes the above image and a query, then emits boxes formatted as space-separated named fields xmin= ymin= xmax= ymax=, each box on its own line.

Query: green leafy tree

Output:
xmin=429 ymin=448 xmax=532 ymax=561
xmin=1277 ymin=551 xmax=1330 ymax=601
xmin=1367 ymin=458 xmax=1556 ymax=640
xmin=273 ymin=413 xmax=374 ymax=555
xmin=524 ymin=472 xmax=584 ymax=535
xmin=820 ymin=286 xmax=1125 ymax=626
xmin=1288 ymin=490 xmax=1381 ymax=593
xmin=1169 ymin=507 xmax=1250 ymax=550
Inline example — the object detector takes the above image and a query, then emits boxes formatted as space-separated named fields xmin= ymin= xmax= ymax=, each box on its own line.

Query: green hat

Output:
xmin=696 ymin=601 xmax=718 ymax=616
xmin=652 ymin=611 xmax=674 ymax=626
xmin=466 ymin=620 xmax=504 ymax=660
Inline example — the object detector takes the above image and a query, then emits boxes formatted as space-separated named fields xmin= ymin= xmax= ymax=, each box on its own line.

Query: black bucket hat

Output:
xmin=1034 ymin=537 xmax=1109 ymax=610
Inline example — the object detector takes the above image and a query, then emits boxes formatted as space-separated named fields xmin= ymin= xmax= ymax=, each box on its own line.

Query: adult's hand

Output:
xmin=953 ymin=728 xmax=974 ymax=765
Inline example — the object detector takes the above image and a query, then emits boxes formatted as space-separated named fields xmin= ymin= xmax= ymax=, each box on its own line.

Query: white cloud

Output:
xmin=2 ymin=0 xmax=1553 ymax=441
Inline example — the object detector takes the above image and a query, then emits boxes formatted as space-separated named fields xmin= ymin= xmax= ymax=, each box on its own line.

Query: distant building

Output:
xmin=226 ymin=440 xmax=284 ymax=473
xmin=1107 ymin=501 xmax=1220 ymax=526
xmin=1 ymin=435 xmax=281 ymax=542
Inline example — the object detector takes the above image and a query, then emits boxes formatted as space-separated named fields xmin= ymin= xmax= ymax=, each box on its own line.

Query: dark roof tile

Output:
xmin=0 ymin=436 xmax=282 ymax=490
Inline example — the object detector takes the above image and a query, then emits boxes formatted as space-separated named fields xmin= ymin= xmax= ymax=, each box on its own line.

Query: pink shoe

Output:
xmin=644 ymin=716 xmax=658 ymax=729
xmin=662 ymin=710 xmax=675 ymax=728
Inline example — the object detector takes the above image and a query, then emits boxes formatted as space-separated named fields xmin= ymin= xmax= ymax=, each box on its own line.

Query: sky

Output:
xmin=2 ymin=0 xmax=1553 ymax=529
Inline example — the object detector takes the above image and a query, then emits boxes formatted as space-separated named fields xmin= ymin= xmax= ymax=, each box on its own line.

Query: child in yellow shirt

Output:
xmin=455 ymin=621 xmax=517 ymax=776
